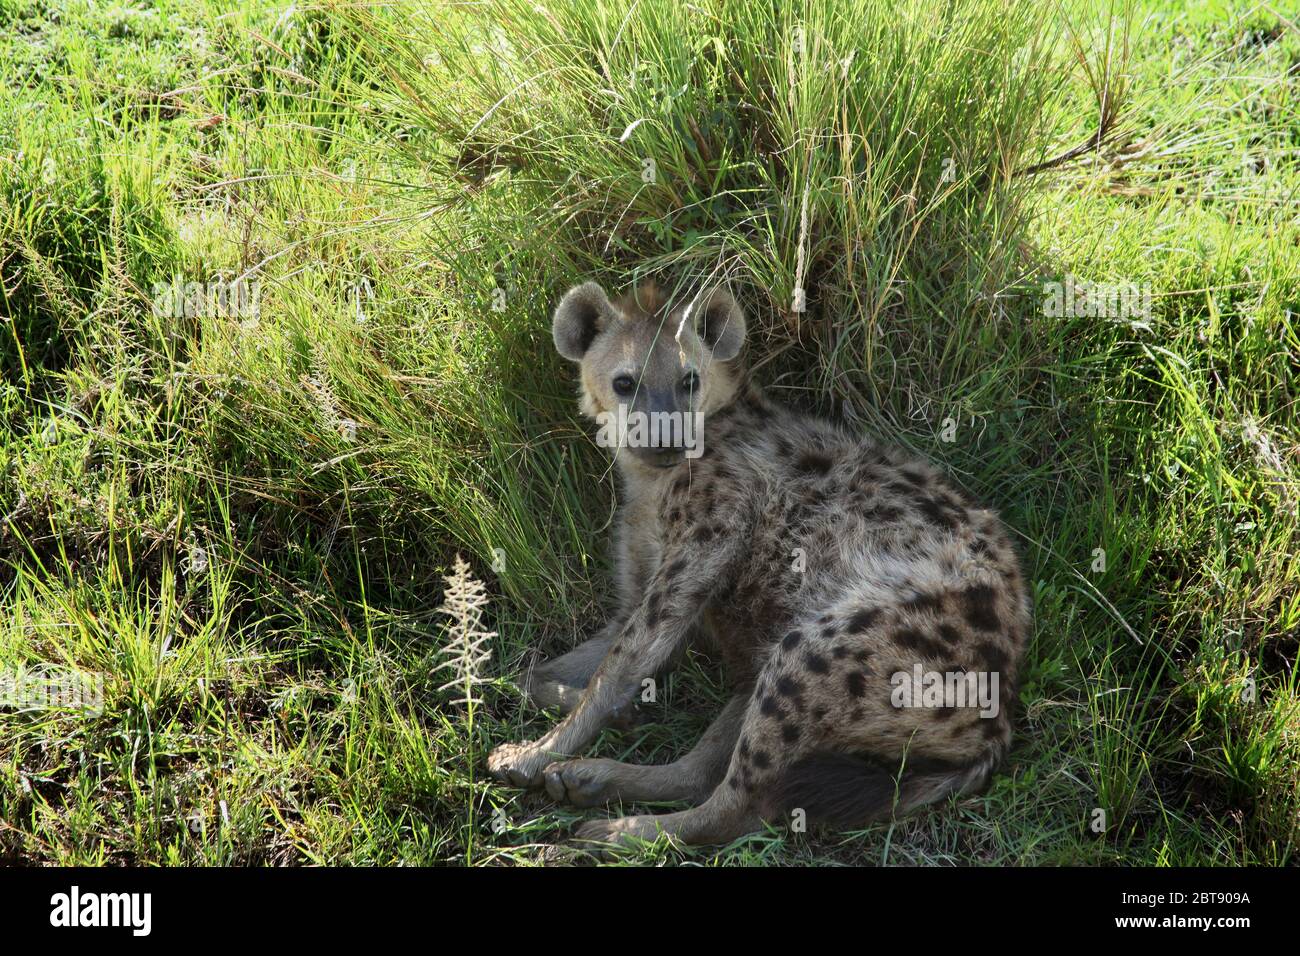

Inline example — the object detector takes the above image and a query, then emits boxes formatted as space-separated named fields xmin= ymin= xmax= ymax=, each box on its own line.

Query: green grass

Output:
xmin=0 ymin=0 xmax=1297 ymax=865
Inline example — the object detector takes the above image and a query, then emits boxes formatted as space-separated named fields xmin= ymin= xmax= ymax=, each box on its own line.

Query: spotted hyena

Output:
xmin=488 ymin=279 xmax=1031 ymax=850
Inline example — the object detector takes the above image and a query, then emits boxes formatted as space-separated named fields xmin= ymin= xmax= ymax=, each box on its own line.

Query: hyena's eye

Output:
xmin=612 ymin=375 xmax=635 ymax=397
xmin=680 ymin=371 xmax=700 ymax=392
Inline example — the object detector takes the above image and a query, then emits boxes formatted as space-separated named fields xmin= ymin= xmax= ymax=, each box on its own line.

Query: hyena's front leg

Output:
xmin=525 ymin=620 xmax=705 ymax=726
xmin=522 ymin=519 xmax=648 ymax=715
xmin=488 ymin=538 xmax=740 ymax=789
xmin=543 ymin=694 xmax=747 ymax=807
xmin=522 ymin=623 xmax=620 ymax=715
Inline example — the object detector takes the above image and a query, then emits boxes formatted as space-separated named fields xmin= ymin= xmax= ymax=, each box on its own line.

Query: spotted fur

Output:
xmin=489 ymin=280 xmax=1032 ymax=849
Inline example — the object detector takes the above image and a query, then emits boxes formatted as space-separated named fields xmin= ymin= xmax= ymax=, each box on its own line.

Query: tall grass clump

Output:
xmin=341 ymin=0 xmax=1115 ymax=393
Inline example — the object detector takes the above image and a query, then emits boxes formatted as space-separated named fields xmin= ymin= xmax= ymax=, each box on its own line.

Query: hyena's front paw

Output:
xmin=487 ymin=741 xmax=553 ymax=788
xmin=543 ymin=758 xmax=622 ymax=808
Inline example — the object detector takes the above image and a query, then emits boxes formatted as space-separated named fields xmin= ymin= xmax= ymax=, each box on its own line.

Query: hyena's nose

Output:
xmin=645 ymin=388 xmax=678 ymax=418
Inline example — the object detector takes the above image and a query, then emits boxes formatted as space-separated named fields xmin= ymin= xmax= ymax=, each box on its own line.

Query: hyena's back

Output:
xmin=669 ymin=392 xmax=1029 ymax=825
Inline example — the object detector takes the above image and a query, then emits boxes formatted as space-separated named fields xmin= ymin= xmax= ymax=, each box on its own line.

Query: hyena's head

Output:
xmin=552 ymin=279 xmax=746 ymax=469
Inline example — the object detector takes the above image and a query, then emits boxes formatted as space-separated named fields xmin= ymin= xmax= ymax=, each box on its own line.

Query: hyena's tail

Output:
xmin=760 ymin=748 xmax=1002 ymax=828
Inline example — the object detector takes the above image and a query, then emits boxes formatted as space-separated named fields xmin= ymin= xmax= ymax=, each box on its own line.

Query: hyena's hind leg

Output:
xmin=572 ymin=622 xmax=985 ymax=851
xmin=543 ymin=695 xmax=746 ymax=808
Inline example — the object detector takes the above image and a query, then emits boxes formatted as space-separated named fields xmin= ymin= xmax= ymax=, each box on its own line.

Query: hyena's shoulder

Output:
xmin=676 ymin=389 xmax=1026 ymax=581
xmin=685 ymin=388 xmax=918 ymax=496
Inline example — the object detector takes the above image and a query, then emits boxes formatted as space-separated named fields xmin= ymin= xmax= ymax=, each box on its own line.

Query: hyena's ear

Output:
xmin=552 ymin=282 xmax=618 ymax=361
xmin=698 ymin=288 xmax=746 ymax=362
